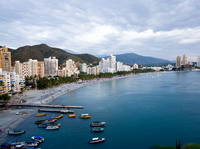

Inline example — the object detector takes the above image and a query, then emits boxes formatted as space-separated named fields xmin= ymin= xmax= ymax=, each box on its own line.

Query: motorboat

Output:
xmin=8 ymin=130 xmax=25 ymax=135
xmin=90 ymin=121 xmax=106 ymax=127
xmin=35 ymin=119 xmax=45 ymax=124
xmin=25 ymin=141 xmax=38 ymax=147
xmin=91 ymin=127 xmax=104 ymax=132
xmin=68 ymin=114 xmax=76 ymax=118
xmin=35 ymin=113 xmax=46 ymax=117
xmin=52 ymin=114 xmax=63 ymax=119
xmin=89 ymin=137 xmax=105 ymax=144
xmin=46 ymin=125 xmax=59 ymax=130
xmin=31 ymin=136 xmax=45 ymax=143
xmin=80 ymin=114 xmax=91 ymax=119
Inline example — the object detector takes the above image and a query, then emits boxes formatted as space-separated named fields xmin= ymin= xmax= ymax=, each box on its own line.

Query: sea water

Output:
xmin=6 ymin=71 xmax=200 ymax=149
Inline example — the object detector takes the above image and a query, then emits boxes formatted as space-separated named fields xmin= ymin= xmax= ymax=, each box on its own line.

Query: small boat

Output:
xmin=90 ymin=121 xmax=106 ymax=127
xmin=52 ymin=114 xmax=63 ymax=119
xmin=12 ymin=141 xmax=25 ymax=147
xmin=91 ymin=127 xmax=104 ymax=132
xmin=45 ymin=117 xmax=56 ymax=121
xmin=35 ymin=119 xmax=45 ymax=124
xmin=31 ymin=136 xmax=45 ymax=143
xmin=61 ymin=110 xmax=74 ymax=113
xmin=16 ymin=111 xmax=28 ymax=115
xmin=46 ymin=126 xmax=59 ymax=130
xmin=68 ymin=114 xmax=76 ymax=118
xmin=35 ymin=113 xmax=46 ymax=117
xmin=43 ymin=119 xmax=57 ymax=124
xmin=8 ymin=130 xmax=25 ymax=135
xmin=80 ymin=114 xmax=91 ymax=119
xmin=38 ymin=123 xmax=48 ymax=128
xmin=25 ymin=141 xmax=39 ymax=147
xmin=89 ymin=137 xmax=105 ymax=144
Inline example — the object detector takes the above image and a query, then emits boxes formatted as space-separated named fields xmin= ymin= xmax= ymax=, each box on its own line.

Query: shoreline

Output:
xmin=0 ymin=72 xmax=162 ymax=144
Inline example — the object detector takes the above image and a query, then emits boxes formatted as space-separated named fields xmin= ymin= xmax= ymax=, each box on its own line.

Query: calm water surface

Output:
xmin=6 ymin=71 xmax=200 ymax=149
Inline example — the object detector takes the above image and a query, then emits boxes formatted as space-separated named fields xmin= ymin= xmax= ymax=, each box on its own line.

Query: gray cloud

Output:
xmin=0 ymin=0 xmax=200 ymax=60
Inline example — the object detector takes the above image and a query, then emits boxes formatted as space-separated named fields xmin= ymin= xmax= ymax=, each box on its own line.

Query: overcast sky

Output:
xmin=0 ymin=0 xmax=200 ymax=60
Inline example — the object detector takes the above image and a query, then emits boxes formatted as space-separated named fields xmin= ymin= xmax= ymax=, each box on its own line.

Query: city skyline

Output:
xmin=0 ymin=0 xmax=200 ymax=61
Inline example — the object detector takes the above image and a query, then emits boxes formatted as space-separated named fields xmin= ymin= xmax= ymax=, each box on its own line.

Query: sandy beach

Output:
xmin=0 ymin=73 xmax=140 ymax=144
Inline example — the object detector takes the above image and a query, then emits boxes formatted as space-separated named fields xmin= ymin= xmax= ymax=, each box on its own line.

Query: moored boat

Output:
xmin=80 ymin=113 xmax=91 ymax=119
xmin=35 ymin=119 xmax=45 ymax=124
xmin=31 ymin=136 xmax=44 ymax=143
xmin=90 ymin=121 xmax=106 ymax=127
xmin=91 ymin=127 xmax=104 ymax=132
xmin=89 ymin=137 xmax=105 ymax=144
xmin=43 ymin=119 xmax=57 ymax=124
xmin=16 ymin=111 xmax=28 ymax=115
xmin=35 ymin=113 xmax=46 ymax=117
xmin=46 ymin=125 xmax=59 ymax=130
xmin=25 ymin=141 xmax=38 ymax=147
xmin=68 ymin=114 xmax=76 ymax=118
xmin=52 ymin=114 xmax=63 ymax=119
xmin=8 ymin=130 xmax=25 ymax=135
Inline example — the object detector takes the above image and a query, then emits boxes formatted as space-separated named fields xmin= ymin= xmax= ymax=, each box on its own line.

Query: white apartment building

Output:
xmin=86 ymin=66 xmax=99 ymax=75
xmin=44 ymin=57 xmax=58 ymax=77
xmin=123 ymin=65 xmax=131 ymax=71
xmin=116 ymin=62 xmax=123 ymax=71
xmin=65 ymin=59 xmax=79 ymax=77
xmin=58 ymin=59 xmax=79 ymax=77
xmin=99 ymin=55 xmax=116 ymax=73
xmin=0 ymin=69 xmax=25 ymax=94
xmin=80 ymin=63 xmax=87 ymax=73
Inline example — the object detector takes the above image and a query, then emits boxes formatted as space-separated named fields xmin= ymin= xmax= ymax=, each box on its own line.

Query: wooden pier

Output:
xmin=38 ymin=109 xmax=74 ymax=113
xmin=8 ymin=104 xmax=84 ymax=109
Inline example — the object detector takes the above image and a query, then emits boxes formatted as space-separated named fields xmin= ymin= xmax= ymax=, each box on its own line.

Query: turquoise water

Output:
xmin=6 ymin=71 xmax=200 ymax=149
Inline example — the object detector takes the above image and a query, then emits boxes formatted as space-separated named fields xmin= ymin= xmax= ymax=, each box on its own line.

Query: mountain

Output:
xmin=108 ymin=53 xmax=172 ymax=66
xmin=8 ymin=44 xmax=100 ymax=65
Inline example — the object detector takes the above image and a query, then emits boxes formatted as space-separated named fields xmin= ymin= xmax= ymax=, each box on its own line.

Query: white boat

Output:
xmin=31 ymin=136 xmax=45 ymax=143
xmin=89 ymin=137 xmax=105 ymax=144
xmin=46 ymin=126 xmax=59 ymax=130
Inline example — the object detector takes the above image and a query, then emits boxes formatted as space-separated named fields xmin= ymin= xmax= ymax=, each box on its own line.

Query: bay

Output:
xmin=6 ymin=71 xmax=200 ymax=149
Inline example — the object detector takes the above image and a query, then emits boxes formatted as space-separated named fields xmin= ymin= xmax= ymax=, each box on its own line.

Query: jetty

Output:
xmin=8 ymin=104 xmax=84 ymax=109
xmin=38 ymin=109 xmax=74 ymax=113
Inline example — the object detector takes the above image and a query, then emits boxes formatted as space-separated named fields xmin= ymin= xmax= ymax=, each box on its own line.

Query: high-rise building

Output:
xmin=86 ymin=66 xmax=99 ymax=75
xmin=182 ymin=54 xmax=188 ymax=66
xmin=116 ymin=62 xmax=123 ymax=71
xmin=0 ymin=69 xmax=25 ymax=94
xmin=15 ymin=59 xmax=44 ymax=78
xmin=99 ymin=55 xmax=116 ymax=73
xmin=37 ymin=61 xmax=44 ymax=78
xmin=0 ymin=46 xmax=12 ymax=72
xmin=44 ymin=57 xmax=58 ymax=77
xmin=65 ymin=59 xmax=79 ymax=77
xmin=80 ymin=63 xmax=87 ymax=73
xmin=197 ymin=56 xmax=200 ymax=67
xmin=176 ymin=56 xmax=181 ymax=67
